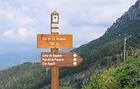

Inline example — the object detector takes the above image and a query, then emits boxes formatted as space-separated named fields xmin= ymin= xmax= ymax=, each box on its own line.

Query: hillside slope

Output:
xmin=0 ymin=62 xmax=49 ymax=89
xmin=82 ymin=56 xmax=140 ymax=89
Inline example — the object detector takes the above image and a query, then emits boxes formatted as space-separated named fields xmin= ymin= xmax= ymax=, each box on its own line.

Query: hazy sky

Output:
xmin=0 ymin=0 xmax=137 ymax=52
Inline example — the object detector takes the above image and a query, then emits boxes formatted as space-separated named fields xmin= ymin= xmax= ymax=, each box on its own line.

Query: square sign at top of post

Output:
xmin=37 ymin=34 xmax=73 ymax=48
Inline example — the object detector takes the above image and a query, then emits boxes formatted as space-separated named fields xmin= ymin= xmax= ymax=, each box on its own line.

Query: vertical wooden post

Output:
xmin=51 ymin=11 xmax=59 ymax=89
xmin=51 ymin=48 xmax=59 ymax=89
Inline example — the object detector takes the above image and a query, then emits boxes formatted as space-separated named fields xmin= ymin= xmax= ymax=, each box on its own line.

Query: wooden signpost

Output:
xmin=37 ymin=34 xmax=72 ymax=48
xmin=41 ymin=52 xmax=82 ymax=67
xmin=37 ymin=11 xmax=83 ymax=89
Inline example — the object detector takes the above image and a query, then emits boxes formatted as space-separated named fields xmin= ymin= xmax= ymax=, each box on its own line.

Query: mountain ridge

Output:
xmin=76 ymin=0 xmax=140 ymax=54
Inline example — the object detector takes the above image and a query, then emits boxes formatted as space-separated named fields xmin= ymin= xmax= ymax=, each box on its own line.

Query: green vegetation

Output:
xmin=0 ymin=62 xmax=49 ymax=89
xmin=61 ymin=86 xmax=74 ymax=89
xmin=82 ymin=57 xmax=140 ymax=89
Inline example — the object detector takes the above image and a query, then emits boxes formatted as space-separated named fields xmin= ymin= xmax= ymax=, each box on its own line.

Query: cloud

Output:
xmin=0 ymin=1 xmax=36 ymax=45
xmin=0 ymin=2 xmax=34 ymax=26
xmin=2 ymin=27 xmax=36 ymax=41
xmin=71 ymin=26 xmax=107 ymax=47
xmin=59 ymin=0 xmax=136 ymax=27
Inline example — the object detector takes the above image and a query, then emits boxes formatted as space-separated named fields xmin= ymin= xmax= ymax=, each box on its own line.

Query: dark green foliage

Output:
xmin=60 ymin=86 xmax=74 ymax=89
xmin=82 ymin=57 xmax=140 ymax=89
xmin=0 ymin=62 xmax=48 ymax=89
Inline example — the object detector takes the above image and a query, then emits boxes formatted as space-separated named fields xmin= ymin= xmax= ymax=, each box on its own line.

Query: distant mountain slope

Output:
xmin=0 ymin=0 xmax=140 ymax=89
xmin=76 ymin=0 xmax=140 ymax=53
xmin=0 ymin=48 xmax=40 ymax=69
xmin=76 ymin=0 xmax=140 ymax=62
xmin=0 ymin=62 xmax=49 ymax=89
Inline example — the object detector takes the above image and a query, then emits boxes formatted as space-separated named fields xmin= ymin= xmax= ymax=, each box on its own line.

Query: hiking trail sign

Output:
xmin=41 ymin=52 xmax=82 ymax=67
xmin=37 ymin=34 xmax=72 ymax=48
xmin=37 ymin=11 xmax=83 ymax=89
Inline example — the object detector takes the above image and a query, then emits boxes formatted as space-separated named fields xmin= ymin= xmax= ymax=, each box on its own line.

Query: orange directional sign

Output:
xmin=37 ymin=34 xmax=72 ymax=48
xmin=41 ymin=52 xmax=83 ymax=67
